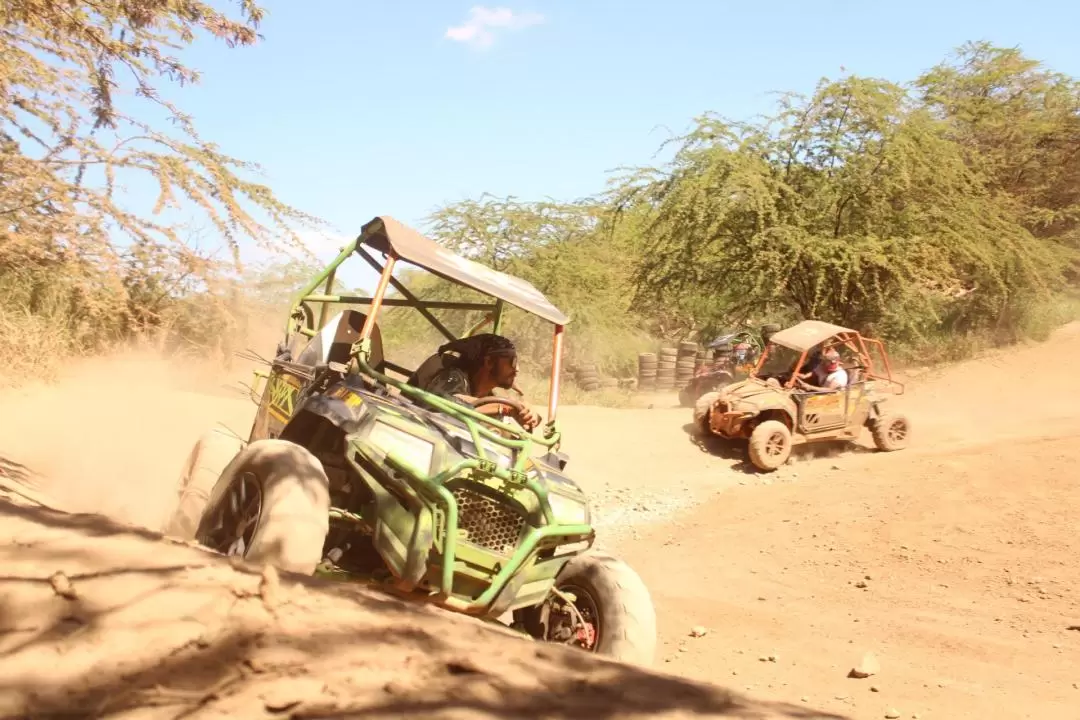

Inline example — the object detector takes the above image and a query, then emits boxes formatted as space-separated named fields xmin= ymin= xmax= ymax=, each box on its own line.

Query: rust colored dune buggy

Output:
xmin=694 ymin=320 xmax=910 ymax=472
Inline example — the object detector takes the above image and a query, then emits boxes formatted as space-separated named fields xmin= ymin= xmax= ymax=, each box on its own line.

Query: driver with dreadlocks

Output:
xmin=413 ymin=333 xmax=542 ymax=431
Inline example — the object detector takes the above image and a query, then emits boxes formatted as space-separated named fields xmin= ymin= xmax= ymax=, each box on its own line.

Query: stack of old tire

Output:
xmin=676 ymin=341 xmax=698 ymax=388
xmin=575 ymin=362 xmax=601 ymax=392
xmin=637 ymin=352 xmax=657 ymax=391
xmin=694 ymin=346 xmax=712 ymax=374
xmin=656 ymin=346 xmax=678 ymax=390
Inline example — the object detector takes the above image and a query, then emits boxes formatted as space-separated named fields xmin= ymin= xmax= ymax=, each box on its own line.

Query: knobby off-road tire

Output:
xmin=871 ymin=413 xmax=911 ymax=452
xmin=555 ymin=551 xmax=658 ymax=667
xmin=195 ymin=439 xmax=330 ymax=575
xmin=748 ymin=419 xmax=793 ymax=471
xmin=164 ymin=428 xmax=246 ymax=540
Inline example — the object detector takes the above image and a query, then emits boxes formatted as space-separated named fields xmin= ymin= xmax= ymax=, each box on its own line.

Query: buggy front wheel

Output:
xmin=693 ymin=391 xmax=723 ymax=435
xmin=871 ymin=413 xmax=911 ymax=452
xmin=748 ymin=419 xmax=793 ymax=471
xmin=520 ymin=551 xmax=657 ymax=667
xmin=195 ymin=439 xmax=330 ymax=575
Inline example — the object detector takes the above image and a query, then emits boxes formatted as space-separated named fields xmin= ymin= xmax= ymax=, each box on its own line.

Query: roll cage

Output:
xmin=276 ymin=215 xmax=573 ymax=446
xmin=750 ymin=321 xmax=904 ymax=394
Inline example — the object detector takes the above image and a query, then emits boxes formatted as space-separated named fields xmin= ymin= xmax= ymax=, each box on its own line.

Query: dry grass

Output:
xmin=0 ymin=309 xmax=77 ymax=387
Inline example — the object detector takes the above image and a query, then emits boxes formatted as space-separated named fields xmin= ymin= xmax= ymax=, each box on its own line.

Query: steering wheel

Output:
xmin=469 ymin=394 xmax=542 ymax=429
xmin=470 ymin=394 xmax=526 ymax=414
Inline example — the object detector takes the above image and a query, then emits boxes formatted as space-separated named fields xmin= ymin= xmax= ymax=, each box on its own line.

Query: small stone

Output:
xmin=885 ymin=710 xmax=900 ymax=719
xmin=768 ymin=654 xmax=777 ymax=662
xmin=383 ymin=680 xmax=410 ymax=695
xmin=689 ymin=625 xmax=708 ymax=638
xmin=262 ymin=688 xmax=301 ymax=713
xmin=801 ymin=696 xmax=809 ymax=702
xmin=848 ymin=651 xmax=880 ymax=679
xmin=871 ymin=685 xmax=880 ymax=692
xmin=855 ymin=580 xmax=868 ymax=589
xmin=445 ymin=657 xmax=482 ymax=675
xmin=48 ymin=571 xmax=77 ymax=600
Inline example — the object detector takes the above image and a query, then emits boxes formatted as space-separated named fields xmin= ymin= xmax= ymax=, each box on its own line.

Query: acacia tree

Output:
xmin=1 ymin=0 xmax=324 ymax=358
xmin=1 ymin=0 xmax=321 ymax=270
xmin=616 ymin=72 xmax=1063 ymax=344
xmin=915 ymin=42 xmax=1080 ymax=277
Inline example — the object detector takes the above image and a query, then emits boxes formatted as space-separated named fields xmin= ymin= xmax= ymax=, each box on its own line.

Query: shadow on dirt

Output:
xmin=0 ymin=498 xmax=851 ymax=720
xmin=0 ymin=455 xmax=34 ymax=485
xmin=681 ymin=424 xmax=875 ymax=475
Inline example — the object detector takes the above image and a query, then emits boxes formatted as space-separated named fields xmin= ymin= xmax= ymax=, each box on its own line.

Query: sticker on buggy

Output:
xmin=331 ymin=386 xmax=364 ymax=408
xmin=267 ymin=375 xmax=301 ymax=423
xmin=802 ymin=393 xmax=842 ymax=411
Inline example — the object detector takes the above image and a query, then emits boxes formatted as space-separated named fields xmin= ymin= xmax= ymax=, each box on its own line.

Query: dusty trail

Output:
xmin=1 ymin=323 xmax=1078 ymax=718
xmin=613 ymin=323 xmax=1080 ymax=720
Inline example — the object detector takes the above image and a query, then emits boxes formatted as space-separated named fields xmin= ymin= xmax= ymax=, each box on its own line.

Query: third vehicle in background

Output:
xmin=678 ymin=324 xmax=780 ymax=407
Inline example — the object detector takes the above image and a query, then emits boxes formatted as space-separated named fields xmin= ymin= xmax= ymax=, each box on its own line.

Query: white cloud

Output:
xmin=445 ymin=6 xmax=545 ymax=50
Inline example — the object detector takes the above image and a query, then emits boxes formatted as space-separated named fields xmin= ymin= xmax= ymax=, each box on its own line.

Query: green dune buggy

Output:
xmin=165 ymin=216 xmax=657 ymax=666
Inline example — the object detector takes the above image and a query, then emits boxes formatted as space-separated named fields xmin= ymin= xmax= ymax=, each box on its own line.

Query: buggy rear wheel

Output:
xmin=195 ymin=439 xmax=330 ymax=575
xmin=748 ymin=420 xmax=792 ymax=471
xmin=520 ymin=551 xmax=657 ymax=667
xmin=164 ymin=428 xmax=246 ymax=540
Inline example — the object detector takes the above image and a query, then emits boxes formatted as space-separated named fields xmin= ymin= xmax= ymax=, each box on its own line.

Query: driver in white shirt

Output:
xmin=819 ymin=348 xmax=849 ymax=389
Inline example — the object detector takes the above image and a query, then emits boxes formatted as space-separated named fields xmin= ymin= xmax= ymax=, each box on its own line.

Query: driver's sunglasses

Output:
xmin=494 ymin=352 xmax=518 ymax=370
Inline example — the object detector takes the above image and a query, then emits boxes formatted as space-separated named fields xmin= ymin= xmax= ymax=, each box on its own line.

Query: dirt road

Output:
xmin=2 ymin=323 xmax=1078 ymax=718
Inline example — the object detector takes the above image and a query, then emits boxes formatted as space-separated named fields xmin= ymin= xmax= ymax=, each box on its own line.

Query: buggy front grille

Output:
xmin=451 ymin=486 xmax=526 ymax=555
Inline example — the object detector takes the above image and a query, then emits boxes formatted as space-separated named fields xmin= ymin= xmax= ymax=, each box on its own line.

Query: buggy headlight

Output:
xmin=370 ymin=421 xmax=434 ymax=475
xmin=547 ymin=491 xmax=589 ymax=526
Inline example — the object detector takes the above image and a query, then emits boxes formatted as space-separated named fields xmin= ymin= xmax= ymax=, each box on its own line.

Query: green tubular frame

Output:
xmin=340 ymin=346 xmax=588 ymax=613
xmin=353 ymin=342 xmax=561 ymax=451
xmin=287 ymin=240 xmax=503 ymax=338
xmin=379 ymin=452 xmax=592 ymax=612
xmin=285 ymin=239 xmax=584 ymax=613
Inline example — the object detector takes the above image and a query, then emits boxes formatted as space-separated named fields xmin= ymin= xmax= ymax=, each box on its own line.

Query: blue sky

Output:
xmin=139 ymin=0 xmax=1079 ymax=287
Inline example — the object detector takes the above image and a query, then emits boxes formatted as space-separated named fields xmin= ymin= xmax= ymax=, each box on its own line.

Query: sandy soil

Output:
xmin=1 ymin=323 xmax=1078 ymax=718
